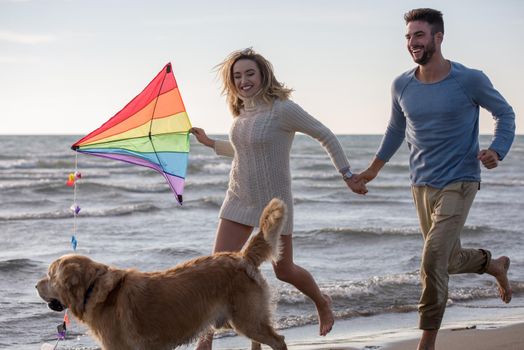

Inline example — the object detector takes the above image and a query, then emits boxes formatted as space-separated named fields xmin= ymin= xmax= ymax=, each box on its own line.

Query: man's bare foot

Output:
xmin=487 ymin=256 xmax=512 ymax=303
xmin=318 ymin=293 xmax=335 ymax=336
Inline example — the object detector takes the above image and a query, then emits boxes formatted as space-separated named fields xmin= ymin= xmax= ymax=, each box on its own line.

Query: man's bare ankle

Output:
xmin=417 ymin=329 xmax=438 ymax=350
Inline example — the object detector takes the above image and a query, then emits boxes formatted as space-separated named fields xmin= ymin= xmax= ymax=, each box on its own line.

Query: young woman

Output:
xmin=191 ymin=48 xmax=366 ymax=349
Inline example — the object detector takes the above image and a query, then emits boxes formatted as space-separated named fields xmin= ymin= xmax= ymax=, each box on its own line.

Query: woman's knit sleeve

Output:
xmin=214 ymin=139 xmax=235 ymax=158
xmin=279 ymin=100 xmax=350 ymax=172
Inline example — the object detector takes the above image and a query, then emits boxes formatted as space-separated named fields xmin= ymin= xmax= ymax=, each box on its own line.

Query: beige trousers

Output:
xmin=411 ymin=181 xmax=490 ymax=330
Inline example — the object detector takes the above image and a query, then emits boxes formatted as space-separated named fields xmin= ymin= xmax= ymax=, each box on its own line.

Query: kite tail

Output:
xmin=241 ymin=198 xmax=287 ymax=267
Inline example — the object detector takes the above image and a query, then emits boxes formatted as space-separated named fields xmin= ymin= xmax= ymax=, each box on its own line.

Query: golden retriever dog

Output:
xmin=37 ymin=199 xmax=287 ymax=350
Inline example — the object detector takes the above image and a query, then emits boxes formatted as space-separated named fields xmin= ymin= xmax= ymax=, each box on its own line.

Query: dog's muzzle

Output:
xmin=48 ymin=299 xmax=66 ymax=312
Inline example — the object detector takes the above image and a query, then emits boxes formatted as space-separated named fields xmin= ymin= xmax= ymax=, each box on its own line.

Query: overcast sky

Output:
xmin=1 ymin=0 xmax=522 ymax=135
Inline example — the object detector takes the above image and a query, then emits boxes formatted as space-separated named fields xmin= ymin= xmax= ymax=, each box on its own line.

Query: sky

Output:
xmin=1 ymin=0 xmax=523 ymax=135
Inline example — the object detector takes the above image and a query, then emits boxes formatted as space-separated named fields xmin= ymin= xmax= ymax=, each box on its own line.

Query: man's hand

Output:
xmin=350 ymin=157 xmax=385 ymax=193
xmin=478 ymin=149 xmax=499 ymax=169
xmin=353 ymin=168 xmax=379 ymax=185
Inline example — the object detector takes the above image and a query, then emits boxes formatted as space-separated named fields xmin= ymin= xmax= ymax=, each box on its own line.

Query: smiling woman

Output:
xmin=215 ymin=48 xmax=294 ymax=117
xmin=232 ymin=59 xmax=261 ymax=98
xmin=189 ymin=47 xmax=367 ymax=349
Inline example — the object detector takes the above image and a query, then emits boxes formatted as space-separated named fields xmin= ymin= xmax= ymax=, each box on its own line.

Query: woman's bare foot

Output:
xmin=487 ymin=256 xmax=512 ymax=303
xmin=318 ymin=293 xmax=335 ymax=336
xmin=194 ymin=332 xmax=213 ymax=350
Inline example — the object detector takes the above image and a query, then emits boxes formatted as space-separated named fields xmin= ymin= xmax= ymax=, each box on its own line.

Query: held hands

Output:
xmin=349 ymin=157 xmax=384 ymax=195
xmin=353 ymin=168 xmax=379 ymax=185
xmin=478 ymin=149 xmax=499 ymax=169
xmin=190 ymin=127 xmax=215 ymax=148
xmin=345 ymin=167 xmax=380 ymax=195
xmin=345 ymin=176 xmax=368 ymax=195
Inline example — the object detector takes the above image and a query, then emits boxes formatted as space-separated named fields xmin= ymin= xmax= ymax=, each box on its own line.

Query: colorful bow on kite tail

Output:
xmin=71 ymin=63 xmax=192 ymax=204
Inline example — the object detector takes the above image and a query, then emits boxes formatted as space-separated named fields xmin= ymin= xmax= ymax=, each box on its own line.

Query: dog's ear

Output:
xmin=88 ymin=267 xmax=125 ymax=307
xmin=55 ymin=261 xmax=87 ymax=317
xmin=52 ymin=256 xmax=125 ymax=319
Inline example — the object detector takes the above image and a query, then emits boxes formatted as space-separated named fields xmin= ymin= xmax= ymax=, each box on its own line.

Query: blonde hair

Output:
xmin=215 ymin=48 xmax=293 ymax=116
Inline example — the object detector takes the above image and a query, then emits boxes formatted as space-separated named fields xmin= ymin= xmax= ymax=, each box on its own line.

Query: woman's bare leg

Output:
xmin=212 ymin=218 xmax=254 ymax=253
xmin=195 ymin=219 xmax=254 ymax=350
xmin=272 ymin=234 xmax=334 ymax=336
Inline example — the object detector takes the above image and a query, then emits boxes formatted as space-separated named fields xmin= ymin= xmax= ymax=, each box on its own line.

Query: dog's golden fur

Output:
xmin=37 ymin=199 xmax=288 ymax=350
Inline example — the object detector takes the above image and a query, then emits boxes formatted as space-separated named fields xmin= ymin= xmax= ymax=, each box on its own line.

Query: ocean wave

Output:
xmin=147 ymin=247 xmax=205 ymax=259
xmin=273 ymin=272 xmax=422 ymax=329
xmin=297 ymin=180 xmax=409 ymax=192
xmin=0 ymin=176 xmax=229 ymax=194
xmin=0 ymin=258 xmax=41 ymax=273
xmin=0 ymin=153 xmax=22 ymax=161
xmin=24 ymin=180 xmax=170 ymax=195
xmin=0 ymin=158 xmax=35 ymax=169
xmin=293 ymin=173 xmax=344 ymax=182
xmin=276 ymin=272 xmax=420 ymax=306
xmin=480 ymin=179 xmax=524 ymax=187
xmin=293 ymin=224 xmax=513 ymax=240
xmin=85 ymin=203 xmax=160 ymax=217
xmin=367 ymin=182 xmax=411 ymax=190
xmin=0 ymin=176 xmax=120 ymax=193
xmin=295 ymin=227 xmax=421 ymax=238
xmin=185 ymin=178 xmax=229 ymax=188
xmin=0 ymin=209 xmax=70 ymax=221
xmin=0 ymin=203 xmax=159 ymax=221
xmin=182 ymin=196 xmax=224 ymax=209
xmin=294 ymin=162 xmax=337 ymax=172
xmin=0 ymin=198 xmax=55 ymax=209
xmin=0 ymin=179 xmax=57 ymax=191
xmin=276 ymin=304 xmax=419 ymax=330
xmin=0 ymin=154 xmax=142 ymax=172
xmin=185 ymin=157 xmax=232 ymax=175
xmin=0 ymin=158 xmax=77 ymax=170
xmin=449 ymin=281 xmax=524 ymax=302
xmin=461 ymin=225 xmax=496 ymax=235
xmin=272 ymin=274 xmax=524 ymax=329
xmin=385 ymin=162 xmax=410 ymax=171
xmin=78 ymin=181 xmax=170 ymax=194
xmin=293 ymin=195 xmax=411 ymax=205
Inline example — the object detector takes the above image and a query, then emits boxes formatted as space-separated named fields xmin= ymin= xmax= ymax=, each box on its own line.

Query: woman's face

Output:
xmin=232 ymin=59 xmax=262 ymax=98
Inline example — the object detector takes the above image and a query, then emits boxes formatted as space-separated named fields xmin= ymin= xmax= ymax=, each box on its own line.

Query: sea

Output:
xmin=1 ymin=134 xmax=523 ymax=349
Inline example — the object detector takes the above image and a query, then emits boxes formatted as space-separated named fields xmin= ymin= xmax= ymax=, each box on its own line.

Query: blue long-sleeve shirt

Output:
xmin=377 ymin=61 xmax=515 ymax=188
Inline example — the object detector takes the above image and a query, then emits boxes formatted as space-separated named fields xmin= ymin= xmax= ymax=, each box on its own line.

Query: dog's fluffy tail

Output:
xmin=242 ymin=198 xmax=287 ymax=267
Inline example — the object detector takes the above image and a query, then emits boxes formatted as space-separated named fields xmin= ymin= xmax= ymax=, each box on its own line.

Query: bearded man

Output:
xmin=354 ymin=8 xmax=515 ymax=350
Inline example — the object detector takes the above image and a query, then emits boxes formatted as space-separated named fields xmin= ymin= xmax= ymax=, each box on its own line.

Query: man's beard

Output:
xmin=413 ymin=37 xmax=436 ymax=65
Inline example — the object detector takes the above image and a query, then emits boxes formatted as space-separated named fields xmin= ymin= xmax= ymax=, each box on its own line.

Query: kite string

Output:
xmin=58 ymin=151 xmax=79 ymax=349
xmin=58 ymin=151 xmax=79 ymax=348
xmin=48 ymin=151 xmax=79 ymax=350
xmin=73 ymin=151 xmax=78 ymax=239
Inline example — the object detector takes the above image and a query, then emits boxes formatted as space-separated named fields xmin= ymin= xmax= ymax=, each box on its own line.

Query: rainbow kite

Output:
xmin=72 ymin=63 xmax=191 ymax=204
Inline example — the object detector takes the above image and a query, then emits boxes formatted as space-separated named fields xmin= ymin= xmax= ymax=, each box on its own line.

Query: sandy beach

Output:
xmin=288 ymin=323 xmax=524 ymax=350
xmin=383 ymin=323 xmax=524 ymax=350
xmin=277 ymin=318 xmax=524 ymax=350
xmin=209 ymin=295 xmax=524 ymax=350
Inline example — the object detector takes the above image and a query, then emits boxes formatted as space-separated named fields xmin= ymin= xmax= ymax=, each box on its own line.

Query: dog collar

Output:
xmin=83 ymin=281 xmax=96 ymax=308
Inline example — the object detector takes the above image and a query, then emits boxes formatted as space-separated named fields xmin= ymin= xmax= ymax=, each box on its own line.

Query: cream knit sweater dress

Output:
xmin=213 ymin=97 xmax=350 ymax=234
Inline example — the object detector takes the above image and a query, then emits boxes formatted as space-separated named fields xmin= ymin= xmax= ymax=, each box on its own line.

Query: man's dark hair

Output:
xmin=404 ymin=8 xmax=444 ymax=35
